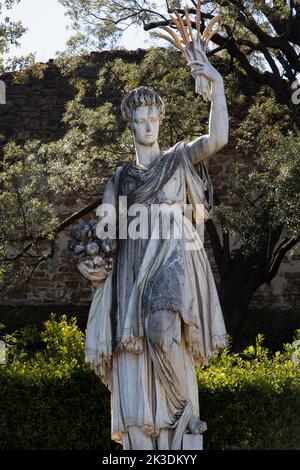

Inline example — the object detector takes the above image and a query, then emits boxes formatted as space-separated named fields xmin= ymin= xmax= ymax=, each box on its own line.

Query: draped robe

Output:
xmin=85 ymin=140 xmax=228 ymax=449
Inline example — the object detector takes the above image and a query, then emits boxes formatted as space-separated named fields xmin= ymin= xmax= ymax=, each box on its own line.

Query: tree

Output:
xmin=59 ymin=0 xmax=300 ymax=125
xmin=0 ymin=0 xmax=46 ymax=78
xmin=209 ymin=97 xmax=300 ymax=338
xmin=1 ymin=48 xmax=299 ymax=340
xmin=0 ymin=1 xmax=25 ymax=55
xmin=0 ymin=0 xmax=27 ymax=73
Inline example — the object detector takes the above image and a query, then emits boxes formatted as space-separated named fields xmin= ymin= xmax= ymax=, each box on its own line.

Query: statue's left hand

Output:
xmin=77 ymin=257 xmax=111 ymax=288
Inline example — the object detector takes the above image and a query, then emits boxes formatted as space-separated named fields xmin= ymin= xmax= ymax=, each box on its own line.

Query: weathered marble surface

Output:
xmin=73 ymin=51 xmax=229 ymax=450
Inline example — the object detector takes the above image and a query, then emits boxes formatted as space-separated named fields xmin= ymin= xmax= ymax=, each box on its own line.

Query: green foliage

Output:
xmin=0 ymin=316 xmax=299 ymax=450
xmin=58 ymin=0 xmax=162 ymax=55
xmin=198 ymin=333 xmax=300 ymax=449
xmin=216 ymin=92 xmax=300 ymax=257
xmin=284 ymin=329 xmax=300 ymax=366
xmin=0 ymin=1 xmax=25 ymax=57
xmin=0 ymin=140 xmax=61 ymax=291
xmin=4 ymin=314 xmax=85 ymax=377
xmin=0 ymin=315 xmax=112 ymax=449
xmin=0 ymin=1 xmax=41 ymax=75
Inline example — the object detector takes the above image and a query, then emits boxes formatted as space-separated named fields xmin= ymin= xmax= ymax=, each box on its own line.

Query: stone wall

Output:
xmin=0 ymin=50 xmax=299 ymax=310
xmin=0 ymin=50 xmax=146 ymax=151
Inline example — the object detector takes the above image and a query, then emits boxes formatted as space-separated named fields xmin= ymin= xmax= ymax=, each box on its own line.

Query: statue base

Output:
xmin=182 ymin=433 xmax=203 ymax=450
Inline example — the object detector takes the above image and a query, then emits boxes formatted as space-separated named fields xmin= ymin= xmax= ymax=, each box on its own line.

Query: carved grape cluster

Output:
xmin=68 ymin=221 xmax=117 ymax=272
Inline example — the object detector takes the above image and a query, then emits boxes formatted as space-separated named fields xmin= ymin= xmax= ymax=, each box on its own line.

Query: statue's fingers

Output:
xmin=86 ymin=270 xmax=107 ymax=281
xmin=76 ymin=264 xmax=89 ymax=276
xmin=90 ymin=274 xmax=106 ymax=282
xmin=195 ymin=46 xmax=207 ymax=57
xmin=192 ymin=64 xmax=205 ymax=71
xmin=195 ymin=48 xmax=208 ymax=62
xmin=77 ymin=268 xmax=94 ymax=281
xmin=191 ymin=66 xmax=205 ymax=78
xmin=188 ymin=60 xmax=205 ymax=67
xmin=77 ymin=263 xmax=106 ymax=280
xmin=88 ymin=267 xmax=106 ymax=274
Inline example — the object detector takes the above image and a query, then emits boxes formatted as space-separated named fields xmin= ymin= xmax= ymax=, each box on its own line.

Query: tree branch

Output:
xmin=4 ymin=196 xmax=103 ymax=262
xmin=265 ymin=235 xmax=299 ymax=283
xmin=144 ymin=13 xmax=292 ymax=105
xmin=205 ymin=218 xmax=224 ymax=273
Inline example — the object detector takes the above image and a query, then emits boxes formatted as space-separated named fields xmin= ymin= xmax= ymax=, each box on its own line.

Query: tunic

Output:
xmin=85 ymin=140 xmax=228 ymax=449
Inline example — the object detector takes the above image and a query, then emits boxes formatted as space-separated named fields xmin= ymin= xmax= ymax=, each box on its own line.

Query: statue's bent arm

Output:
xmin=187 ymin=79 xmax=229 ymax=165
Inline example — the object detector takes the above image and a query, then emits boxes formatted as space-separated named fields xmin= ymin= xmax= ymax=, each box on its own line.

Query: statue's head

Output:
xmin=121 ymin=86 xmax=165 ymax=146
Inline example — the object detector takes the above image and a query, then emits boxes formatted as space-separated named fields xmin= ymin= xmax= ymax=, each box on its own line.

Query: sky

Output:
xmin=5 ymin=0 xmax=149 ymax=62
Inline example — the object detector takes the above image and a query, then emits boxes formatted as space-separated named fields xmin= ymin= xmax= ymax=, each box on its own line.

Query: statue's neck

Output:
xmin=135 ymin=141 xmax=161 ymax=169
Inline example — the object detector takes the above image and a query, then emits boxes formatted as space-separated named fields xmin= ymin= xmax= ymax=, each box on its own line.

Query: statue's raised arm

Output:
xmin=153 ymin=2 xmax=229 ymax=165
xmin=186 ymin=50 xmax=229 ymax=164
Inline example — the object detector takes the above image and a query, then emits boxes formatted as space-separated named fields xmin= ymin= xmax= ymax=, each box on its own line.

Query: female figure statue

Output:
xmin=76 ymin=49 xmax=229 ymax=450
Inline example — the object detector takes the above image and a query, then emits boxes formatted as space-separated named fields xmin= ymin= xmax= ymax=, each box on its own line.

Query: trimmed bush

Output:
xmin=0 ymin=315 xmax=112 ymax=450
xmin=0 ymin=315 xmax=299 ymax=449
xmin=198 ymin=334 xmax=300 ymax=449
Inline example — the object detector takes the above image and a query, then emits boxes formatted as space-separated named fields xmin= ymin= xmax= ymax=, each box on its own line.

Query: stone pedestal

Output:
xmin=182 ymin=434 xmax=203 ymax=450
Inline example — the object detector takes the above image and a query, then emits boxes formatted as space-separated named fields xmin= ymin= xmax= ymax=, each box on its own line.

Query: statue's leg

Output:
xmin=157 ymin=429 xmax=173 ymax=450
xmin=145 ymin=309 xmax=188 ymax=404
xmin=144 ymin=310 xmax=204 ymax=449
xmin=122 ymin=426 xmax=154 ymax=450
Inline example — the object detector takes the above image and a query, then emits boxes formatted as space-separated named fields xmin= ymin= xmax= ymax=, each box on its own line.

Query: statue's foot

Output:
xmin=187 ymin=416 xmax=207 ymax=434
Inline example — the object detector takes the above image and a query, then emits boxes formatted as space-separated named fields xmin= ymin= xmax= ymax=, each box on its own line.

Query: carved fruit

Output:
xmin=74 ymin=243 xmax=86 ymax=255
xmin=86 ymin=242 xmax=99 ymax=256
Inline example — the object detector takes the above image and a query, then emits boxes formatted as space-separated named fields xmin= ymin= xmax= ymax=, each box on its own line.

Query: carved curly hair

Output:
xmin=121 ymin=86 xmax=165 ymax=124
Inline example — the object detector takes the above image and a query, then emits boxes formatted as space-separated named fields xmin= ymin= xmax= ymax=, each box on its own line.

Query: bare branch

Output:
xmin=3 ymin=196 xmax=103 ymax=262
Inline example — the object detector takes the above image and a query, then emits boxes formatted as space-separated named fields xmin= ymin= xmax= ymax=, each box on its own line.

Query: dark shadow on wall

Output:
xmin=0 ymin=304 xmax=90 ymax=334
xmin=235 ymin=305 xmax=300 ymax=352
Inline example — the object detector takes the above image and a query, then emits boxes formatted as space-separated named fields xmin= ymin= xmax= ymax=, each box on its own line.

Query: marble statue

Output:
xmin=70 ymin=41 xmax=229 ymax=450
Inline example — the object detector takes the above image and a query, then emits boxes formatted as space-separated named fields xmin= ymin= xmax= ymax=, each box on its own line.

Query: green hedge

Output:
xmin=198 ymin=336 xmax=300 ymax=449
xmin=0 ymin=315 xmax=299 ymax=450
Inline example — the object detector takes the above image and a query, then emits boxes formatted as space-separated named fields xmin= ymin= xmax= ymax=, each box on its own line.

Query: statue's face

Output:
xmin=131 ymin=105 xmax=160 ymax=146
